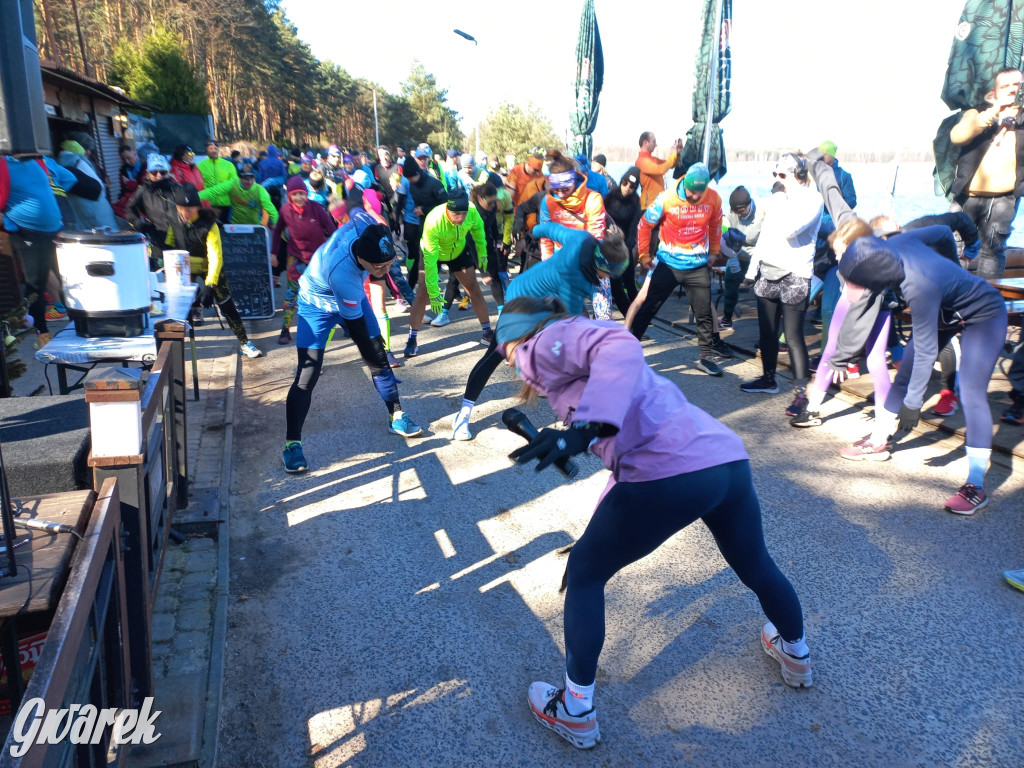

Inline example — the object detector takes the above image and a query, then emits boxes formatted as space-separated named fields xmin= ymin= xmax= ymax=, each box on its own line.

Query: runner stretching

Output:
xmin=495 ymin=296 xmax=811 ymax=749
xmin=282 ymin=218 xmax=423 ymax=473
xmin=451 ymin=221 xmax=629 ymax=440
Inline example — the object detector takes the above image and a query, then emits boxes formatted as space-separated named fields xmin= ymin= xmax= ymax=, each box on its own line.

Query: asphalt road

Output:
xmin=218 ymin=305 xmax=1024 ymax=768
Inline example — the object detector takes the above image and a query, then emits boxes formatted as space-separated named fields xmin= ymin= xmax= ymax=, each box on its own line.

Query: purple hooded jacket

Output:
xmin=513 ymin=317 xmax=748 ymax=501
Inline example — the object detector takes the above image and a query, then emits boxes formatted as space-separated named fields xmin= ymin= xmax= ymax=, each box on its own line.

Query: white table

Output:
xmin=35 ymin=287 xmax=199 ymax=397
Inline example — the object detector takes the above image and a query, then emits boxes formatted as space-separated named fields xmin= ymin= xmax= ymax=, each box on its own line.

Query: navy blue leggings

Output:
xmin=564 ymin=460 xmax=804 ymax=685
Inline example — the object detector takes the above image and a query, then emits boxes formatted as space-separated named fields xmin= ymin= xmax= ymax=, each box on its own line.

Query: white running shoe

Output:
xmin=761 ymin=621 xmax=813 ymax=688
xmin=239 ymin=341 xmax=263 ymax=358
xmin=452 ymin=414 xmax=473 ymax=441
xmin=527 ymin=682 xmax=600 ymax=749
xmin=430 ymin=309 xmax=451 ymax=327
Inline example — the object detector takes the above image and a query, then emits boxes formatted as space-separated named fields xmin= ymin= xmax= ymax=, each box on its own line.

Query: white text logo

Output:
xmin=9 ymin=698 xmax=161 ymax=757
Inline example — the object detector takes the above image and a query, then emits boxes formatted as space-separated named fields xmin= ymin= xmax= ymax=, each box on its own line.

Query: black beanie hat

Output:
xmin=729 ymin=186 xmax=752 ymax=209
xmin=353 ymin=223 xmax=397 ymax=264
xmin=174 ymin=183 xmax=201 ymax=207
xmin=446 ymin=188 xmax=469 ymax=212
xmin=621 ymin=166 xmax=641 ymax=187
xmin=837 ymin=236 xmax=905 ymax=292
xmin=593 ymin=154 xmax=607 ymax=166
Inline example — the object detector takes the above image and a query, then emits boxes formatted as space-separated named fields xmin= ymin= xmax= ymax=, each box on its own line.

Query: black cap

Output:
xmin=238 ymin=163 xmax=255 ymax=178
xmin=729 ymin=186 xmax=752 ymax=210
xmin=174 ymin=183 xmax=201 ymax=207
xmin=446 ymin=188 xmax=469 ymax=212
xmin=353 ymin=223 xmax=397 ymax=264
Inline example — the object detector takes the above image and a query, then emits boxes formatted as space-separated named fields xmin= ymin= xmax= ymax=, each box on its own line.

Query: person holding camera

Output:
xmin=163 ymin=183 xmax=262 ymax=359
xmin=949 ymin=66 xmax=1024 ymax=279
xmin=495 ymin=296 xmax=812 ymax=750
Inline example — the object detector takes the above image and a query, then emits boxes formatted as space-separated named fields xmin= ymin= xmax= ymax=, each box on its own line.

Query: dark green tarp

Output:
xmin=934 ymin=0 xmax=1024 ymax=197
xmin=569 ymin=0 xmax=604 ymax=160
xmin=678 ymin=0 xmax=732 ymax=181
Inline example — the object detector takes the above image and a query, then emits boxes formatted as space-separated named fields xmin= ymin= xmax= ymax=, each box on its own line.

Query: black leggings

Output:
xmin=756 ymin=294 xmax=810 ymax=382
xmin=564 ymin=460 xmax=804 ymax=685
xmin=285 ymin=325 xmax=396 ymax=442
xmin=404 ymin=222 xmax=422 ymax=288
xmin=464 ymin=337 xmax=504 ymax=401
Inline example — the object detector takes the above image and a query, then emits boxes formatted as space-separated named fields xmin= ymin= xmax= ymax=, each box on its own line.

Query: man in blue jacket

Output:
xmin=1 ymin=155 xmax=76 ymax=345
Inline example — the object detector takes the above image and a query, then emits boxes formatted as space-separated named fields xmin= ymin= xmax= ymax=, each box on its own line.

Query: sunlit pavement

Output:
xmin=217 ymin=305 xmax=1024 ymax=768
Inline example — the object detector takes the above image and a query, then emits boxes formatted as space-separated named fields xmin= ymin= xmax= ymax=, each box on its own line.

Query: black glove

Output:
xmin=897 ymin=405 xmax=921 ymax=433
xmin=509 ymin=422 xmax=602 ymax=472
xmin=199 ymin=284 xmax=217 ymax=308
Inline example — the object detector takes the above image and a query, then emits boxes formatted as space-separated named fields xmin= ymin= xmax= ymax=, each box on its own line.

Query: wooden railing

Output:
xmin=0 ymin=479 xmax=132 ymax=768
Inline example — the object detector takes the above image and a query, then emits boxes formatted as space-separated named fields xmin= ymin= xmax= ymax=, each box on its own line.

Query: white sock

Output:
xmin=870 ymin=408 xmax=898 ymax=446
xmin=391 ymin=410 xmax=404 ymax=423
xmin=456 ymin=399 xmax=474 ymax=425
xmin=563 ymin=672 xmax=594 ymax=715
xmin=782 ymin=636 xmax=810 ymax=658
xmin=807 ymin=387 xmax=826 ymax=412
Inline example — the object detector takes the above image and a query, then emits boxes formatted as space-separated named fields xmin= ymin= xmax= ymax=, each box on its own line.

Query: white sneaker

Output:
xmin=527 ymin=682 xmax=600 ymax=750
xmin=452 ymin=415 xmax=473 ymax=441
xmin=430 ymin=309 xmax=451 ymax=327
xmin=239 ymin=341 xmax=263 ymax=358
xmin=761 ymin=621 xmax=812 ymax=688
xmin=393 ymin=299 xmax=410 ymax=315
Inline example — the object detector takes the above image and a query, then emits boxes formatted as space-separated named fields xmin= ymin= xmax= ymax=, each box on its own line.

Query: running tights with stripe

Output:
xmin=563 ymin=460 xmax=804 ymax=686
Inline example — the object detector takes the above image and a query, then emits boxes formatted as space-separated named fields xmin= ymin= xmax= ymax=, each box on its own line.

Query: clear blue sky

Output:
xmin=282 ymin=0 xmax=972 ymax=153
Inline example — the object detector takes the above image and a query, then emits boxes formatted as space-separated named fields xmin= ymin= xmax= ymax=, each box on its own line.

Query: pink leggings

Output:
xmin=813 ymin=294 xmax=892 ymax=405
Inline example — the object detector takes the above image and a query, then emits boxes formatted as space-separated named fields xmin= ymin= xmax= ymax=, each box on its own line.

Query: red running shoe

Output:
xmin=944 ymin=483 xmax=988 ymax=515
xmin=932 ymin=389 xmax=958 ymax=416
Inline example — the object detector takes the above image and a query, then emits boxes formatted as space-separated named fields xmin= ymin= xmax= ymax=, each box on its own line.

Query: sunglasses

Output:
xmin=772 ymin=172 xmax=788 ymax=179
xmin=150 ymin=170 xmax=168 ymax=177
xmin=622 ymin=180 xmax=637 ymax=188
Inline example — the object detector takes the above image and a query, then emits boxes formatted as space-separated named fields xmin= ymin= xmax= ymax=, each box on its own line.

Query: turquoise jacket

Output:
xmin=508 ymin=222 xmax=600 ymax=315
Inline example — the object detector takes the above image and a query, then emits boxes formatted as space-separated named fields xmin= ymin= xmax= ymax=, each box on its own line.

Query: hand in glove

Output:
xmin=897 ymin=405 xmax=920 ymax=433
xmin=510 ymin=422 xmax=602 ymax=472
xmin=826 ymin=359 xmax=849 ymax=384
xmin=199 ymin=284 xmax=217 ymax=308
xmin=477 ymin=255 xmax=488 ymax=273
xmin=429 ymin=294 xmax=444 ymax=315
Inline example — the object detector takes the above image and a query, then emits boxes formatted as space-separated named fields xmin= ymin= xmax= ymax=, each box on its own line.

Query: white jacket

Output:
xmin=745 ymin=183 xmax=823 ymax=281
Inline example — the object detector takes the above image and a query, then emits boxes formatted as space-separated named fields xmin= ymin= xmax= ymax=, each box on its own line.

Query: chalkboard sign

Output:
xmin=220 ymin=225 xmax=275 ymax=319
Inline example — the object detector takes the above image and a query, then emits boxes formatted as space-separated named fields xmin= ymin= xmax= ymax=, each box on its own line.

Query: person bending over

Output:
xmin=496 ymin=296 xmax=812 ymax=749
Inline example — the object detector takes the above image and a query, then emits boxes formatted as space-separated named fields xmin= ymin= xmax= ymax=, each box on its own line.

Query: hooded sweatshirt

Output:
xmin=272 ymin=180 xmax=336 ymax=262
xmin=510 ymin=222 xmax=603 ymax=314
xmin=257 ymin=145 xmax=287 ymax=185
xmin=838 ymin=233 xmax=1004 ymax=409
xmin=513 ymin=317 xmax=748 ymax=501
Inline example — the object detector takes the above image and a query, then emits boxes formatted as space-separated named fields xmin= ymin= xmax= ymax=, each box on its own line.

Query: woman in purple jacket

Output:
xmin=498 ymin=296 xmax=811 ymax=750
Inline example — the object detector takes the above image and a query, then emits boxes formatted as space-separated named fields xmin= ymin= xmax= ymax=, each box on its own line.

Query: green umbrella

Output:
xmin=570 ymin=0 xmax=604 ymax=161
xmin=934 ymin=0 xmax=1024 ymax=198
xmin=678 ymin=0 xmax=732 ymax=181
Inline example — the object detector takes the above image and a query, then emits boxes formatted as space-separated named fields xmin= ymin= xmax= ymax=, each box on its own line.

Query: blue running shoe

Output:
xmin=389 ymin=413 xmax=423 ymax=437
xmin=403 ymin=338 xmax=419 ymax=358
xmin=282 ymin=441 xmax=308 ymax=473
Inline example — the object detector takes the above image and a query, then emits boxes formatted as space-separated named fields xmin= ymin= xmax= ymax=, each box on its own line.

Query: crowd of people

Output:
xmin=3 ymin=68 xmax=1024 ymax=750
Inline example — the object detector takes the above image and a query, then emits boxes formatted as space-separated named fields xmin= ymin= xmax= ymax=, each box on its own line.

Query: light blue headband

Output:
xmin=495 ymin=311 xmax=558 ymax=350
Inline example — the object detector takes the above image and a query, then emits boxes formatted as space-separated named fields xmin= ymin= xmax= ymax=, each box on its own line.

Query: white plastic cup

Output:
xmin=163 ymin=250 xmax=190 ymax=293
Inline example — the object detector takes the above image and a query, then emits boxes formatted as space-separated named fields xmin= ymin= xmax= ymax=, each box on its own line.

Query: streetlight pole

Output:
xmin=453 ymin=29 xmax=480 ymax=156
